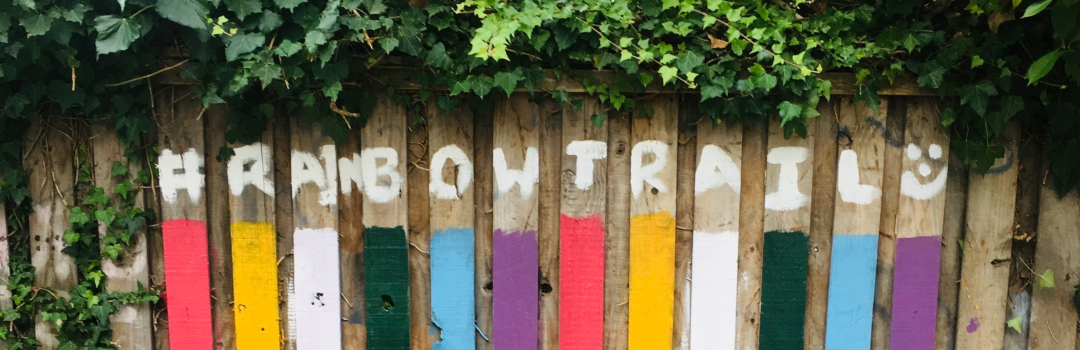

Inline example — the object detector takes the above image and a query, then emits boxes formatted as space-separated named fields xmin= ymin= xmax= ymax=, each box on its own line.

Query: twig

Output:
xmin=107 ymin=59 xmax=189 ymax=87
xmin=341 ymin=293 xmax=354 ymax=308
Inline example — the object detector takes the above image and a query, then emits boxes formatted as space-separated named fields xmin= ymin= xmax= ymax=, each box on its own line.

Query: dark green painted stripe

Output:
xmin=364 ymin=226 xmax=411 ymax=349
xmin=760 ymin=230 xmax=809 ymax=350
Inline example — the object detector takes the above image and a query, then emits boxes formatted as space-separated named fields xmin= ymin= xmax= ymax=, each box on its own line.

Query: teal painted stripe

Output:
xmin=364 ymin=226 xmax=411 ymax=349
xmin=760 ymin=230 xmax=809 ymax=350
xmin=430 ymin=227 xmax=476 ymax=350
xmin=824 ymin=234 xmax=879 ymax=350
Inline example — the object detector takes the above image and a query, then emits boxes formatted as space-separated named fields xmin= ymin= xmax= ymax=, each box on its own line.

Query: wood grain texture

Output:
xmin=806 ymin=99 xmax=839 ymax=350
xmin=955 ymin=124 xmax=1020 ymax=349
xmin=871 ymin=97 xmax=906 ymax=350
xmin=935 ymin=157 xmax=968 ymax=350
xmin=427 ymin=100 xmax=476 ymax=350
xmin=831 ymin=98 xmax=887 ymax=235
xmin=1028 ymin=174 xmax=1080 ymax=350
xmin=204 ymin=106 xmax=236 ymax=350
xmin=627 ymin=95 xmax=678 ymax=350
xmin=274 ymin=116 xmax=296 ymax=350
xmin=538 ymin=98 xmax=562 ymax=350
xmin=25 ymin=118 xmax=78 ymax=350
xmin=673 ymin=99 xmax=695 ymax=350
xmin=473 ymin=103 xmax=495 ymax=350
xmin=1004 ymin=130 xmax=1043 ymax=350
xmin=90 ymin=124 xmax=153 ymax=350
xmin=407 ymin=115 xmax=436 ymax=349
xmin=736 ymin=122 xmax=767 ymax=350
xmin=763 ymin=116 xmax=816 ymax=232
xmin=604 ymin=110 xmax=631 ymax=350
xmin=338 ymin=117 xmax=366 ymax=350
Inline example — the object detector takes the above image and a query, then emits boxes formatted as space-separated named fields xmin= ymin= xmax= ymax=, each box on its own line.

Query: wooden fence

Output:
xmin=5 ymin=77 xmax=1080 ymax=350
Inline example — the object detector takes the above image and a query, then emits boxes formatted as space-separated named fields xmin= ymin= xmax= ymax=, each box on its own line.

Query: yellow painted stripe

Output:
xmin=231 ymin=222 xmax=280 ymax=349
xmin=628 ymin=212 xmax=676 ymax=350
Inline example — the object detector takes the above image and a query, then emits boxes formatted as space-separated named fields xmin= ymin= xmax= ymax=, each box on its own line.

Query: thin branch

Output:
xmin=107 ymin=59 xmax=189 ymax=87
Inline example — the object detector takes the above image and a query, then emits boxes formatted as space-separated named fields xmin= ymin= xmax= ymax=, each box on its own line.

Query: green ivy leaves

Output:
xmin=156 ymin=0 xmax=209 ymax=30
xmin=94 ymin=15 xmax=142 ymax=55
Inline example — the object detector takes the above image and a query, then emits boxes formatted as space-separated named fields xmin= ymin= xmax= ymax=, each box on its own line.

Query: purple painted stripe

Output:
xmin=493 ymin=229 xmax=538 ymax=350
xmin=890 ymin=236 xmax=942 ymax=350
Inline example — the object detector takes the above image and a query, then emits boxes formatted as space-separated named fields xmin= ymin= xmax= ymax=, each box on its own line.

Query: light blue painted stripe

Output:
xmin=430 ymin=227 xmax=476 ymax=350
xmin=824 ymin=233 xmax=879 ymax=350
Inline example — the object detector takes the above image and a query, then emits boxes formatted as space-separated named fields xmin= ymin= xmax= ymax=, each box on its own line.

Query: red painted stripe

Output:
xmin=162 ymin=219 xmax=212 ymax=350
xmin=559 ymin=214 xmax=605 ymax=350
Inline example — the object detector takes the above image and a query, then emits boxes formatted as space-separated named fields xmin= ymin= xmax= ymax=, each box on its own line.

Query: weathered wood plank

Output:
xmin=889 ymin=98 xmax=950 ymax=350
xmin=673 ymin=99 xmax=695 ymax=350
xmin=0 ymin=203 xmax=10 ymax=349
xmin=760 ymin=115 xmax=816 ymax=350
xmin=627 ymin=95 xmax=678 ymax=350
xmin=1004 ymin=129 xmax=1043 ymax=350
xmin=360 ymin=95 xmax=411 ymax=349
xmin=935 ymin=143 xmax=969 ymax=350
xmin=824 ymin=98 xmax=887 ymax=350
xmin=538 ymin=99 xmax=562 ymax=350
xmin=736 ymin=122 xmax=767 ymax=350
xmin=204 ymin=106 xmax=236 ymax=350
xmin=491 ymin=95 xmax=540 ymax=350
xmin=806 ymin=99 xmax=839 ymax=350
xmin=691 ymin=116 xmax=743 ymax=350
xmin=274 ymin=114 xmax=295 ymax=350
xmin=560 ymin=97 xmax=606 ymax=350
xmin=90 ymin=124 xmax=153 ymax=350
xmin=407 ymin=115 xmax=436 ymax=350
xmin=1028 ymin=172 xmax=1080 ymax=349
xmin=871 ymin=96 xmax=906 ymax=350
xmin=338 ymin=117 xmax=366 ymax=350
xmin=25 ymin=118 xmax=78 ymax=350
xmin=604 ymin=110 xmax=631 ymax=350
xmin=427 ymin=99 xmax=476 ymax=350
xmin=955 ymin=124 xmax=1021 ymax=349
xmin=474 ymin=102 xmax=495 ymax=350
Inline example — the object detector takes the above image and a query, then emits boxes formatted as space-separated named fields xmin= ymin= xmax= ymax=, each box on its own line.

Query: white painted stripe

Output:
xmin=293 ymin=228 xmax=342 ymax=350
xmin=689 ymin=230 xmax=738 ymax=350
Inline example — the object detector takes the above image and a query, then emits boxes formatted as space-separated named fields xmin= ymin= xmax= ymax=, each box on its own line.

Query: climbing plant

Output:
xmin=0 ymin=0 xmax=1078 ymax=346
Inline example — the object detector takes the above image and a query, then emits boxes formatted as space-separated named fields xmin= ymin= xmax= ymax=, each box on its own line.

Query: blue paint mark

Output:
xmin=430 ymin=227 xmax=476 ymax=350
xmin=824 ymin=234 xmax=879 ymax=350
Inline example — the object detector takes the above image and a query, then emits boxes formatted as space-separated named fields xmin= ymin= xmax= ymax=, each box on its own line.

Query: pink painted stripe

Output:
xmin=493 ymin=229 xmax=538 ymax=350
xmin=559 ymin=214 xmax=604 ymax=350
xmin=162 ymin=219 xmax=212 ymax=350
xmin=890 ymin=236 xmax=942 ymax=350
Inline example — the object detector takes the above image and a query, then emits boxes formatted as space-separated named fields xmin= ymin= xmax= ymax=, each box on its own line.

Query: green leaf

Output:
xmin=917 ymin=67 xmax=946 ymax=88
xmin=112 ymin=161 xmax=128 ymax=177
xmin=778 ymin=101 xmax=803 ymax=124
xmin=941 ymin=108 xmax=957 ymax=127
xmin=675 ymin=51 xmax=704 ymax=74
xmin=1007 ymin=316 xmax=1023 ymax=333
xmin=1038 ymin=269 xmax=1056 ymax=290
xmin=1027 ymin=50 xmax=1062 ymax=85
xmin=425 ymin=43 xmax=451 ymax=69
xmin=273 ymin=40 xmax=302 ymax=57
xmin=225 ymin=0 xmax=262 ymax=20
xmin=959 ymin=80 xmax=998 ymax=116
xmin=259 ymin=11 xmax=284 ymax=32
xmin=1023 ymin=0 xmax=1052 ymax=18
xmin=276 ymin=0 xmax=305 ymax=10
xmin=69 ymin=207 xmax=90 ymax=225
xmin=95 ymin=208 xmax=116 ymax=227
xmin=224 ymin=33 xmax=265 ymax=61
xmin=493 ymin=71 xmax=522 ymax=97
xmin=591 ymin=113 xmax=607 ymax=128
xmin=658 ymin=65 xmax=678 ymax=84
xmin=156 ymin=0 xmax=209 ymax=30
xmin=20 ymin=14 xmax=53 ymax=37
xmin=94 ymin=15 xmax=143 ymax=55
xmin=971 ymin=55 xmax=984 ymax=68
xmin=379 ymin=37 xmax=399 ymax=53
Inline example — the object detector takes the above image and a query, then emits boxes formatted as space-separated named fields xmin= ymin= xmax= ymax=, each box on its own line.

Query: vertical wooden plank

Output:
xmin=290 ymin=118 xmax=342 ymax=350
xmin=955 ymin=124 xmax=1020 ymax=348
xmin=824 ymin=98 xmax=887 ymax=350
xmin=604 ymin=110 xmax=631 ymax=350
xmin=935 ymin=143 xmax=969 ymax=350
xmin=274 ymin=115 xmax=295 ymax=350
xmin=227 ymin=123 xmax=279 ymax=349
xmin=0 ymin=203 xmax=10 ymax=349
xmin=871 ymin=97 xmax=906 ymax=350
xmin=360 ymin=95 xmax=411 ymax=349
xmin=428 ymin=100 xmax=476 ymax=350
xmin=339 ymin=119 xmax=366 ymax=350
xmin=1004 ymin=130 xmax=1042 ymax=350
xmin=538 ymin=99 xmax=562 ymax=350
xmin=627 ymin=95 xmax=678 ymax=350
xmin=807 ymin=100 xmax=840 ymax=350
xmin=25 ymin=118 xmax=78 ymax=350
xmin=889 ymin=98 xmax=950 ymax=350
xmin=673 ymin=100 xmax=695 ymax=350
xmin=1028 ymin=172 xmax=1080 ymax=349
xmin=691 ymin=117 xmax=743 ymax=349
xmin=90 ymin=124 xmax=153 ymax=350
xmin=736 ymin=122 xmax=766 ymax=350
xmin=205 ymin=106 xmax=236 ymax=350
xmin=474 ymin=102 xmax=495 ymax=350
xmin=407 ymin=114 xmax=435 ymax=349
xmin=759 ymin=116 xmax=816 ymax=350
xmin=491 ymin=95 xmax=540 ymax=350
xmin=560 ymin=97 xmax=606 ymax=350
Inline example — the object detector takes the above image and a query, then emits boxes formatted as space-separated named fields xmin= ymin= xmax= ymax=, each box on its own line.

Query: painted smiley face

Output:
xmin=900 ymin=143 xmax=948 ymax=200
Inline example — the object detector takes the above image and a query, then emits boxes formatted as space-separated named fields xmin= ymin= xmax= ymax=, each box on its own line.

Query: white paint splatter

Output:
xmin=566 ymin=140 xmax=608 ymax=190
xmin=493 ymin=147 xmax=539 ymax=198
xmin=928 ymin=144 xmax=943 ymax=159
xmin=291 ymin=145 xmax=338 ymax=206
xmin=361 ymin=147 xmax=403 ymax=203
xmin=764 ymin=146 xmax=810 ymax=211
xmin=429 ymin=145 xmax=474 ymax=200
xmin=227 ymin=143 xmax=275 ymax=197
xmin=906 ymin=143 xmax=922 ymax=160
xmin=694 ymin=144 xmax=741 ymax=196
xmin=919 ymin=164 xmax=932 ymax=177
xmin=837 ymin=150 xmax=881 ymax=205
xmin=630 ymin=140 xmax=669 ymax=198
xmin=901 ymin=167 xmax=948 ymax=200
xmin=158 ymin=148 xmax=204 ymax=203
xmin=338 ymin=153 xmax=363 ymax=195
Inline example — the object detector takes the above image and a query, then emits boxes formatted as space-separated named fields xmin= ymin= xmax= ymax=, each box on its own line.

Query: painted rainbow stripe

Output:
xmin=890 ymin=236 xmax=942 ymax=350
xmin=824 ymin=233 xmax=879 ymax=350
xmin=293 ymin=228 xmax=342 ymax=350
xmin=689 ymin=230 xmax=738 ymax=349
xmin=364 ymin=226 xmax=411 ymax=349
xmin=628 ymin=212 xmax=675 ymax=350
xmin=430 ymin=227 xmax=476 ymax=350
xmin=230 ymin=222 xmax=280 ymax=349
xmin=161 ymin=219 xmax=212 ymax=350
xmin=760 ymin=230 xmax=809 ymax=350
xmin=559 ymin=214 xmax=605 ymax=350
xmin=493 ymin=228 xmax=539 ymax=350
